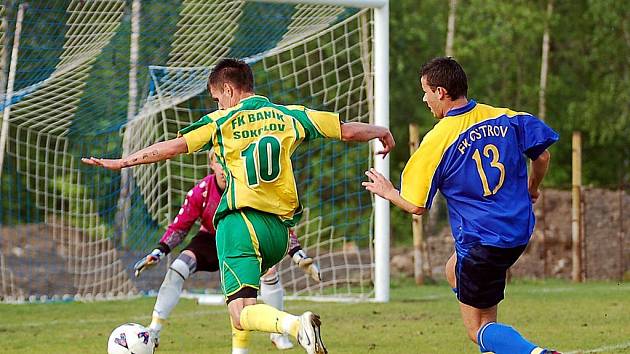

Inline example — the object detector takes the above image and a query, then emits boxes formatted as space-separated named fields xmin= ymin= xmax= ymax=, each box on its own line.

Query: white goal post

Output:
xmin=256 ymin=0 xmax=390 ymax=303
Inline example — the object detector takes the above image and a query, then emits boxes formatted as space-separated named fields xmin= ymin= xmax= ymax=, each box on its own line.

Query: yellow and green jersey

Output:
xmin=180 ymin=95 xmax=341 ymax=226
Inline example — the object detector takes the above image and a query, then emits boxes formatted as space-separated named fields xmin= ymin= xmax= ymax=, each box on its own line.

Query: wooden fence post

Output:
xmin=409 ymin=124 xmax=426 ymax=284
xmin=619 ymin=185 xmax=625 ymax=281
xmin=572 ymin=131 xmax=583 ymax=282
xmin=409 ymin=124 xmax=424 ymax=284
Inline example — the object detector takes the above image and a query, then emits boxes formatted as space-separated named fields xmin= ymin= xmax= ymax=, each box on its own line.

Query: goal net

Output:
xmin=0 ymin=0 xmax=381 ymax=303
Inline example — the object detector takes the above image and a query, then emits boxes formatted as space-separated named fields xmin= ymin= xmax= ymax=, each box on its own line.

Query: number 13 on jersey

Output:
xmin=472 ymin=143 xmax=505 ymax=196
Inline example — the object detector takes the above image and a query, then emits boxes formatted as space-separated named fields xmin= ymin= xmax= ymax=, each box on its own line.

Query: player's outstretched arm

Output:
xmin=81 ymin=137 xmax=188 ymax=170
xmin=340 ymin=122 xmax=395 ymax=157
xmin=528 ymin=150 xmax=551 ymax=203
xmin=363 ymin=168 xmax=425 ymax=215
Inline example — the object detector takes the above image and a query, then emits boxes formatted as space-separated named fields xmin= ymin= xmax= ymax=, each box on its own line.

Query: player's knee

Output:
xmin=465 ymin=321 xmax=490 ymax=344
xmin=231 ymin=314 xmax=244 ymax=331
xmin=180 ymin=250 xmax=197 ymax=267
xmin=228 ymin=297 xmax=255 ymax=330
xmin=169 ymin=252 xmax=197 ymax=280
xmin=263 ymin=265 xmax=277 ymax=279
xmin=261 ymin=268 xmax=279 ymax=285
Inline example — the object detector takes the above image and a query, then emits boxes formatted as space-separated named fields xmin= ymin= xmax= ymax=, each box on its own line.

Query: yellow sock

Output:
xmin=231 ymin=320 xmax=250 ymax=350
xmin=239 ymin=304 xmax=300 ymax=338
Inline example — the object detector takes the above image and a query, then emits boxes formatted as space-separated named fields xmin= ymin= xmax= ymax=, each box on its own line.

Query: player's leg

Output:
xmin=218 ymin=210 xmax=327 ymax=354
xmin=454 ymin=244 xmax=554 ymax=354
xmin=149 ymin=231 xmax=221 ymax=346
xmin=445 ymin=252 xmax=457 ymax=291
xmin=261 ymin=266 xmax=294 ymax=349
xmin=148 ymin=250 xmax=196 ymax=341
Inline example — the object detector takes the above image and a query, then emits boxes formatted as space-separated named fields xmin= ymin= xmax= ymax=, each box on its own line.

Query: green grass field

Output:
xmin=0 ymin=279 xmax=627 ymax=353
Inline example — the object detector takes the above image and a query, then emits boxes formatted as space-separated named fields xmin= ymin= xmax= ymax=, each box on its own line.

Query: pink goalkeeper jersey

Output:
xmin=159 ymin=175 xmax=222 ymax=251
xmin=158 ymin=174 xmax=300 ymax=252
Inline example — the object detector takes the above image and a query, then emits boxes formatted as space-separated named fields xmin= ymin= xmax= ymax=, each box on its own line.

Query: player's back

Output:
xmin=216 ymin=96 xmax=302 ymax=224
xmin=402 ymin=100 xmax=558 ymax=251
xmin=181 ymin=95 xmax=341 ymax=226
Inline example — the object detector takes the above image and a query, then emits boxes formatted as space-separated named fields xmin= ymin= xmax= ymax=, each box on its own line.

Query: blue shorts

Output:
xmin=456 ymin=244 xmax=526 ymax=309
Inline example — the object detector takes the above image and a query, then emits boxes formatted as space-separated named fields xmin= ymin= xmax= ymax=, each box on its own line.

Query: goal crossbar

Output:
xmin=251 ymin=0 xmax=387 ymax=8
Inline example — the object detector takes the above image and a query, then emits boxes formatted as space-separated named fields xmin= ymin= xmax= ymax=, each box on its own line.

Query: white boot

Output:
xmin=297 ymin=312 xmax=327 ymax=354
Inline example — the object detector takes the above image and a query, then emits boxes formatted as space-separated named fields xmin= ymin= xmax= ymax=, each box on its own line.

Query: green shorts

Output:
xmin=215 ymin=208 xmax=290 ymax=298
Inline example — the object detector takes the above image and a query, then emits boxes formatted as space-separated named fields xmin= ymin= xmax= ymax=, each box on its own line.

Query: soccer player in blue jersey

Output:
xmin=363 ymin=57 xmax=561 ymax=354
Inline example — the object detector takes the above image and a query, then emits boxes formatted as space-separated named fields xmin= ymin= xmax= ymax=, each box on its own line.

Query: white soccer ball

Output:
xmin=107 ymin=323 xmax=155 ymax=354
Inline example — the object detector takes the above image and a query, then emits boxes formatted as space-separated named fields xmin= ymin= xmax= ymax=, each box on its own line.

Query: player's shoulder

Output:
xmin=284 ymin=104 xmax=306 ymax=110
xmin=475 ymin=102 xmax=534 ymax=120
xmin=278 ymin=104 xmax=310 ymax=116
xmin=209 ymin=103 xmax=245 ymax=121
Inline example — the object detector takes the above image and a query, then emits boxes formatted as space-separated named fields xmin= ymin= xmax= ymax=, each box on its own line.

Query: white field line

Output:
xmin=566 ymin=341 xmax=630 ymax=353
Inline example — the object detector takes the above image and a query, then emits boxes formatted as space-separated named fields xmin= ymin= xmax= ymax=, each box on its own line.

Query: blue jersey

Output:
xmin=400 ymin=100 xmax=559 ymax=255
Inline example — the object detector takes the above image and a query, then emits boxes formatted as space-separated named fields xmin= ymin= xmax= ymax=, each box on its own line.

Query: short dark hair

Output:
xmin=420 ymin=57 xmax=467 ymax=100
xmin=208 ymin=58 xmax=254 ymax=92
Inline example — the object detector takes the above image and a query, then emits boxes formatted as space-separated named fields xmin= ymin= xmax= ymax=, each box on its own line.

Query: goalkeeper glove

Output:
xmin=292 ymin=249 xmax=321 ymax=282
xmin=133 ymin=248 xmax=165 ymax=277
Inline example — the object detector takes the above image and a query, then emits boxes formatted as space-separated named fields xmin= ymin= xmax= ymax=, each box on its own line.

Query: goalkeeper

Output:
xmin=134 ymin=152 xmax=321 ymax=353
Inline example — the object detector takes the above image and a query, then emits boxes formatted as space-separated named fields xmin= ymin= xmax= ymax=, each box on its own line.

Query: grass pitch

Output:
xmin=0 ymin=279 xmax=627 ymax=353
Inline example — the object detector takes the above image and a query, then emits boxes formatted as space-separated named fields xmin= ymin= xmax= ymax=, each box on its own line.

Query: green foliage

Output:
xmin=390 ymin=0 xmax=629 ymax=189
xmin=388 ymin=0 xmax=630 ymax=242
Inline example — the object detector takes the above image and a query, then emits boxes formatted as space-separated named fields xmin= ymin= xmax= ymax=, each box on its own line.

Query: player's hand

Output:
xmin=133 ymin=249 xmax=165 ymax=277
xmin=376 ymin=129 xmax=395 ymax=158
xmin=81 ymin=157 xmax=125 ymax=170
xmin=292 ymin=250 xmax=321 ymax=282
xmin=363 ymin=168 xmax=397 ymax=200
xmin=529 ymin=186 xmax=540 ymax=203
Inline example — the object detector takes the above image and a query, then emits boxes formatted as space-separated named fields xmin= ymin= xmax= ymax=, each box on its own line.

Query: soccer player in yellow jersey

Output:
xmin=83 ymin=58 xmax=395 ymax=354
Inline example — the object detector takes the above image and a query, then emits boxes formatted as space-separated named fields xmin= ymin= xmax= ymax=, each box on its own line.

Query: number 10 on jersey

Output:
xmin=241 ymin=136 xmax=282 ymax=187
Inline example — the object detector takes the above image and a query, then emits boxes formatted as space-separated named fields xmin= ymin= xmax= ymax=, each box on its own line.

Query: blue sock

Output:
xmin=477 ymin=322 xmax=539 ymax=354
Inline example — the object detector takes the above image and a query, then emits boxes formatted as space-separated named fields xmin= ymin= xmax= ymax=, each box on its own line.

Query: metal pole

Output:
xmin=127 ymin=0 xmax=140 ymax=121
xmin=0 ymin=3 xmax=26 ymax=176
xmin=373 ymin=0 xmax=389 ymax=303
xmin=115 ymin=0 xmax=140 ymax=247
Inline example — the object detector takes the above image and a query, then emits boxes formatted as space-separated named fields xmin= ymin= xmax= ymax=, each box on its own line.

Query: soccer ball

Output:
xmin=107 ymin=323 xmax=155 ymax=354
